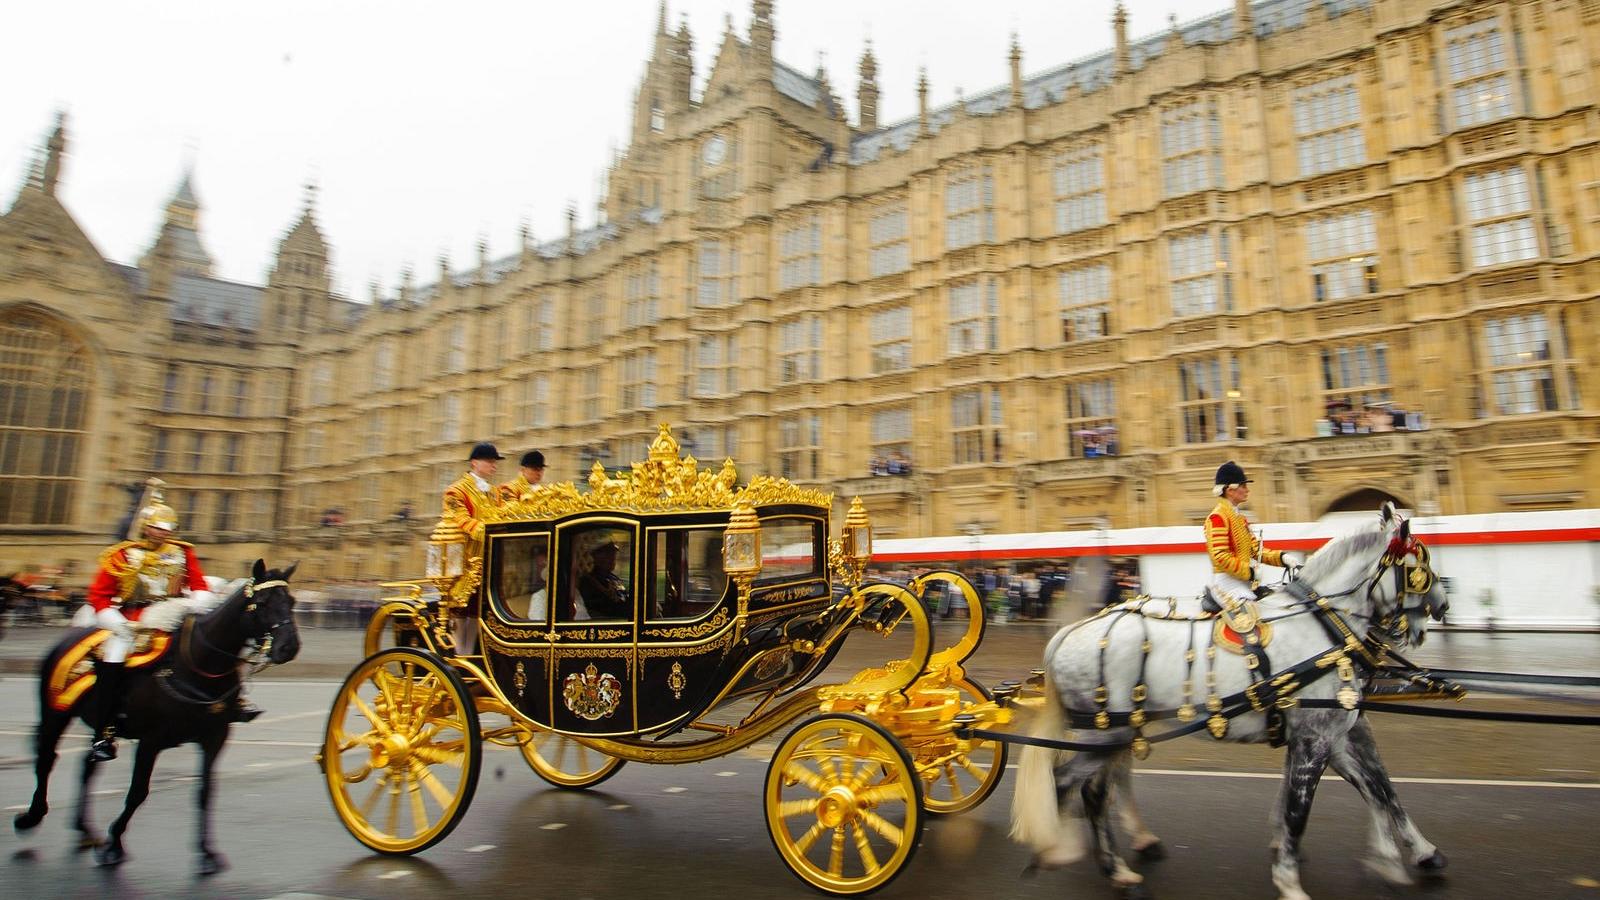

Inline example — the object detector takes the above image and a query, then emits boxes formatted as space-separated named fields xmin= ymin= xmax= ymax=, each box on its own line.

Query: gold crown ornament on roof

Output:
xmin=484 ymin=424 xmax=832 ymax=523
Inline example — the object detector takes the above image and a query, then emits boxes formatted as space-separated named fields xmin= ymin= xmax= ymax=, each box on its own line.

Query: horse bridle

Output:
xmin=184 ymin=577 xmax=294 ymax=678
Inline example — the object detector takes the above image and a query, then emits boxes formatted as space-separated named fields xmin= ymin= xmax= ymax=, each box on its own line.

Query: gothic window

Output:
xmin=1058 ymin=263 xmax=1112 ymax=342
xmin=1305 ymin=209 xmax=1380 ymax=301
xmin=1065 ymin=379 xmax=1118 ymax=458
xmin=1479 ymin=311 xmax=1579 ymax=415
xmin=696 ymin=238 xmax=738 ymax=307
xmin=694 ymin=333 xmax=738 ymax=397
xmin=869 ymin=406 xmax=913 ymax=470
xmin=0 ymin=309 xmax=89 ymax=525
xmin=1178 ymin=355 xmax=1246 ymax=444
xmin=1320 ymin=341 xmax=1393 ymax=416
xmin=1445 ymin=17 xmax=1518 ymax=130
xmin=944 ymin=166 xmax=996 ymax=250
xmin=778 ymin=214 xmax=822 ymax=292
xmin=161 ymin=363 xmax=180 ymax=412
xmin=373 ymin=340 xmax=394 ymax=391
xmin=777 ymin=314 xmax=822 ymax=384
xmin=777 ymin=413 xmax=822 ymax=480
xmin=231 ymin=373 xmax=250 ymax=416
xmin=1462 ymin=166 xmax=1541 ymax=267
xmin=625 ymin=259 xmax=661 ymax=328
xmin=951 ymin=387 xmax=1003 ymax=465
xmin=1293 ymin=74 xmax=1364 ymax=176
xmin=223 ymin=433 xmax=242 ymax=473
xmin=620 ymin=349 xmax=658 ymax=411
xmin=1053 ymin=144 xmax=1107 ymax=233
xmin=869 ymin=305 xmax=912 ymax=374
xmin=947 ymin=277 xmax=999 ymax=356
xmin=1161 ymin=98 xmax=1221 ymax=197
xmin=868 ymin=201 xmax=910 ymax=277
xmin=1168 ymin=229 xmax=1233 ymax=317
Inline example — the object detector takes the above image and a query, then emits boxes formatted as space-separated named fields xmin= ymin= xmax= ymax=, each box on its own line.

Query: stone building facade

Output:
xmin=2 ymin=0 xmax=1597 ymax=582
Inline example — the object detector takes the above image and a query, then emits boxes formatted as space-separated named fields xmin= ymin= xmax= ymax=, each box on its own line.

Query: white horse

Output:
xmin=1011 ymin=505 xmax=1449 ymax=900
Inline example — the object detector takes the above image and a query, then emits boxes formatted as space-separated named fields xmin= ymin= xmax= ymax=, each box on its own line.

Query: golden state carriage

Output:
xmin=318 ymin=425 xmax=1021 ymax=894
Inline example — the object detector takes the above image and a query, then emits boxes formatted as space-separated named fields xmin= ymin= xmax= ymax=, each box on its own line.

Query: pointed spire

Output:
xmin=656 ymin=0 xmax=668 ymax=34
xmin=1113 ymin=3 xmax=1131 ymax=75
xmin=369 ymin=278 xmax=382 ymax=304
xmin=174 ymin=165 xmax=198 ymax=207
xmin=1167 ymin=12 xmax=1183 ymax=50
xmin=300 ymin=179 xmax=319 ymax=218
xmin=750 ymin=0 xmax=774 ymax=62
xmin=917 ymin=67 xmax=931 ymax=136
xmin=399 ymin=265 xmax=415 ymax=303
xmin=1235 ymin=0 xmax=1255 ymax=37
xmin=1009 ymin=33 xmax=1024 ymax=106
xmin=857 ymin=39 xmax=880 ymax=131
xmin=42 ymin=111 xmax=67 ymax=197
xmin=565 ymin=201 xmax=578 ymax=255
xmin=520 ymin=217 xmax=532 ymax=254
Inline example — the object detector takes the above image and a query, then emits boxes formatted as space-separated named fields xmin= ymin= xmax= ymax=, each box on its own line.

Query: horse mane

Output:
xmin=1297 ymin=526 xmax=1386 ymax=585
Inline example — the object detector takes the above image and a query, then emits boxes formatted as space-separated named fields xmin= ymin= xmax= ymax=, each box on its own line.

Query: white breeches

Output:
xmin=73 ymin=592 xmax=218 ymax=663
xmin=1209 ymin=572 xmax=1256 ymax=607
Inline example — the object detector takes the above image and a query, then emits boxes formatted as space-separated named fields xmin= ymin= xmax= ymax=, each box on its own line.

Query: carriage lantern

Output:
xmin=843 ymin=496 xmax=873 ymax=565
xmin=425 ymin=518 xmax=468 ymax=584
xmin=722 ymin=499 xmax=763 ymax=579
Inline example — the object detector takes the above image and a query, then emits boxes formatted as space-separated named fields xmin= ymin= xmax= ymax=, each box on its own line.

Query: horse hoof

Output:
xmin=198 ymin=852 xmax=228 ymax=877
xmin=1135 ymin=840 xmax=1167 ymax=862
xmin=94 ymin=845 xmax=127 ymax=867
xmin=13 ymin=811 xmax=43 ymax=833
xmin=1416 ymin=849 xmax=1448 ymax=873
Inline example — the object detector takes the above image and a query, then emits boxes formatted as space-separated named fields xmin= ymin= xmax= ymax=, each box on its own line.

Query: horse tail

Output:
xmin=1010 ymin=674 xmax=1083 ymax=864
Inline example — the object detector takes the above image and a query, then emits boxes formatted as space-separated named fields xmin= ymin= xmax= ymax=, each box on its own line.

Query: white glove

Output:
xmin=186 ymin=589 xmax=218 ymax=610
xmin=1281 ymin=551 xmax=1307 ymax=569
xmin=95 ymin=607 xmax=136 ymax=642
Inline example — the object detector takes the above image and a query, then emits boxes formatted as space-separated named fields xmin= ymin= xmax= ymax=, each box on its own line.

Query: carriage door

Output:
xmin=549 ymin=519 xmax=640 ymax=735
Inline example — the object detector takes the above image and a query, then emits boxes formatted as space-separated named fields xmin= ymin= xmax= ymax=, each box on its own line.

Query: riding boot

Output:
xmin=89 ymin=661 xmax=127 ymax=762
xmin=229 ymin=696 xmax=264 ymax=723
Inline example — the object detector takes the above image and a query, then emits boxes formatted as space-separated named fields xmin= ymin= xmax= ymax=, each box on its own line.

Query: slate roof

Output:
xmin=849 ymin=0 xmax=1372 ymax=164
xmin=172 ymin=272 xmax=263 ymax=330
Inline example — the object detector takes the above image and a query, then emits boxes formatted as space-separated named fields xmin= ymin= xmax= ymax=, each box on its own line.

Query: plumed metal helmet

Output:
xmin=138 ymin=502 xmax=179 ymax=533
xmin=1214 ymin=460 xmax=1251 ymax=488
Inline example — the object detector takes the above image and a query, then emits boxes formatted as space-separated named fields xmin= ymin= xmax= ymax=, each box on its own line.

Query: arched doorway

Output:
xmin=1320 ymin=487 xmax=1411 ymax=521
xmin=0 ymin=306 xmax=91 ymax=526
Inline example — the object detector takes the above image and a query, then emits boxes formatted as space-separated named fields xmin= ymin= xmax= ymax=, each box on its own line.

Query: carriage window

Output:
xmin=646 ymin=528 xmax=729 ymax=622
xmin=489 ymin=534 xmax=551 ymax=622
xmin=760 ymin=519 xmax=819 ymax=582
xmin=561 ymin=527 xmax=634 ymax=622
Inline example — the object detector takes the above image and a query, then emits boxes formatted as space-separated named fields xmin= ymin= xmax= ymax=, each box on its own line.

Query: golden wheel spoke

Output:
xmin=851 ymin=821 xmax=882 ymax=876
xmin=341 ymin=762 xmax=374 ymax=784
xmin=942 ymin=764 xmax=967 ymax=801
xmin=350 ymin=693 xmax=393 ymax=737
xmin=407 ymin=768 xmax=429 ymax=837
xmin=793 ymin=820 xmax=828 ymax=855
xmin=783 ymin=760 xmax=829 ymax=794
xmin=859 ymin=809 xmax=904 ymax=845
xmin=957 ymin=755 xmax=991 ymax=782
xmin=777 ymin=798 xmax=819 ymax=819
xmin=384 ymin=778 xmax=401 ymax=838
xmin=358 ymin=776 xmax=386 ymax=818
xmin=411 ymin=744 xmax=465 ymax=768
xmin=817 ymin=754 xmax=841 ymax=786
xmin=828 ymin=827 xmax=846 ymax=877
xmin=409 ymin=759 xmax=456 ymax=809
xmin=855 ymin=782 xmax=910 ymax=806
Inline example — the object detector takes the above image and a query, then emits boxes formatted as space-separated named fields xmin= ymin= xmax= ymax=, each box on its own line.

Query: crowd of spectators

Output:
xmin=1317 ymin=401 xmax=1425 ymax=437
xmin=868 ymin=451 xmax=914 ymax=477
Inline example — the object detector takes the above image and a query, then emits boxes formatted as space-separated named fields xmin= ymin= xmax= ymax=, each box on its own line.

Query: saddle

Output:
xmin=47 ymin=628 xmax=173 ymax=712
xmin=1198 ymin=589 xmax=1274 ymax=655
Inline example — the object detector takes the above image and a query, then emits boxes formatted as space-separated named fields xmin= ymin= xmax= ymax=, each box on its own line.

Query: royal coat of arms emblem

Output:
xmin=562 ymin=663 xmax=623 ymax=720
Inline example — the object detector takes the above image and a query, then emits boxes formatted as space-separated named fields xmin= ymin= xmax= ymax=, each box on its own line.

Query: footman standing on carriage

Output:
xmin=80 ymin=491 xmax=247 ymax=761
xmin=441 ymin=442 xmax=505 ymax=653
xmin=1204 ymin=460 xmax=1304 ymax=617
xmin=496 ymin=449 xmax=547 ymax=503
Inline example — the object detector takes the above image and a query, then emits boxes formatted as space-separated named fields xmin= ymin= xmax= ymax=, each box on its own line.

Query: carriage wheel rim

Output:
xmin=919 ymin=678 xmax=1008 ymax=815
xmin=519 ymin=727 xmax=625 ymax=788
xmin=765 ymin=714 xmax=923 ymax=895
xmin=324 ymin=648 xmax=480 ymax=854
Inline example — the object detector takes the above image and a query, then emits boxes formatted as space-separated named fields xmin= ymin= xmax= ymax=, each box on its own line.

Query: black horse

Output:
xmin=12 ymin=560 xmax=300 ymax=875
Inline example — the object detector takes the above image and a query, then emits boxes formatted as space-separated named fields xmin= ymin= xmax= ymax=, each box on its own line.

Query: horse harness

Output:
xmin=1057 ymin=541 xmax=1442 ymax=758
xmin=155 ymin=578 xmax=291 ymax=714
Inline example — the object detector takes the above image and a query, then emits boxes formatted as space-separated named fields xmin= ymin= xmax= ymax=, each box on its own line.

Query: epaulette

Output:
xmin=97 ymin=541 xmax=140 ymax=575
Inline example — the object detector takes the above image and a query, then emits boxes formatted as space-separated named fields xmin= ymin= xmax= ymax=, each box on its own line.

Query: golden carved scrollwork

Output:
xmin=644 ymin=608 xmax=729 ymax=640
xmin=481 ymin=424 xmax=831 ymax=523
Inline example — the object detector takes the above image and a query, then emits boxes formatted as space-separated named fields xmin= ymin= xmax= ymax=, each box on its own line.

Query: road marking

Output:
xmin=716 ymin=771 xmax=739 ymax=777
xmin=229 ymin=739 xmax=322 ymax=748
xmin=1132 ymin=768 xmax=1600 ymax=790
xmin=376 ymin=870 xmax=412 ymax=880
xmin=252 ymin=710 xmax=328 ymax=725
xmin=540 ymin=823 xmax=567 ymax=831
xmin=663 ymin=786 xmax=687 ymax=793
xmin=465 ymin=844 xmax=496 ymax=853
xmin=247 ymin=762 xmax=275 ymax=768
xmin=5 ymin=805 xmax=27 ymax=812
xmin=607 ymin=803 xmax=631 ymax=810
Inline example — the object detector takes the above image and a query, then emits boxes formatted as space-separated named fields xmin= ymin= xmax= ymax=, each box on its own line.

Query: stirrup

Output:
xmin=89 ymin=735 xmax=118 ymax=762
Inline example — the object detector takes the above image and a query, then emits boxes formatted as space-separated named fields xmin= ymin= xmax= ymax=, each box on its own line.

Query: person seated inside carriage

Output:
xmin=576 ymin=539 xmax=630 ymax=620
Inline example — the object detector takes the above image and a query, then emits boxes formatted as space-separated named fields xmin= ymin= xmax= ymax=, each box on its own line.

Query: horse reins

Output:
xmin=181 ymin=578 xmax=292 ymax=679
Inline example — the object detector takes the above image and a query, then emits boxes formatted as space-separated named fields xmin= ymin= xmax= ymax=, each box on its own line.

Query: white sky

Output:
xmin=2 ymin=0 xmax=1202 ymax=298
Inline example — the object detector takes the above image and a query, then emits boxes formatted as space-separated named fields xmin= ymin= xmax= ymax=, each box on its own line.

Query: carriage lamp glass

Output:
xmin=427 ymin=519 xmax=468 ymax=580
xmin=722 ymin=501 xmax=762 ymax=577
xmin=843 ymin=496 xmax=873 ymax=563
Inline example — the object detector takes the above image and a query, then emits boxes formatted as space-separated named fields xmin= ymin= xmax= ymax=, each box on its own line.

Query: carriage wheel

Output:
xmin=920 ymin=677 xmax=1009 ymax=816
xmin=765 ymin=713 xmax=924 ymax=896
xmin=362 ymin=601 xmax=426 ymax=657
xmin=518 ymin=726 xmax=626 ymax=789
xmin=322 ymin=647 xmax=482 ymax=855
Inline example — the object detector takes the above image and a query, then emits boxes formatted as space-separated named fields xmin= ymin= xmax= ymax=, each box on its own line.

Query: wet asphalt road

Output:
xmin=1 ymin=624 xmax=1597 ymax=900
